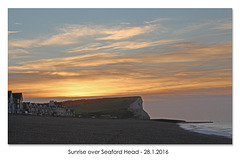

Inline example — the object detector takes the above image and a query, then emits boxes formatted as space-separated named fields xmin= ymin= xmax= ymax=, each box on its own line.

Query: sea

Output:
xmin=178 ymin=121 xmax=232 ymax=139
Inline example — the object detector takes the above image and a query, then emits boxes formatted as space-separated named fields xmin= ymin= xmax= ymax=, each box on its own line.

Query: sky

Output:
xmin=8 ymin=9 xmax=232 ymax=121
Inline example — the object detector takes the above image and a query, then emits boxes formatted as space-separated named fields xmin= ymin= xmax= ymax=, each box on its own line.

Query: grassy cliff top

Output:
xmin=62 ymin=96 xmax=141 ymax=114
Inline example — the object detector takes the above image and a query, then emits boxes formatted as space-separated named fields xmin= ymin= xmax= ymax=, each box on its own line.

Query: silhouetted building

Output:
xmin=8 ymin=91 xmax=15 ymax=113
xmin=8 ymin=92 xmax=74 ymax=117
xmin=8 ymin=91 xmax=23 ymax=114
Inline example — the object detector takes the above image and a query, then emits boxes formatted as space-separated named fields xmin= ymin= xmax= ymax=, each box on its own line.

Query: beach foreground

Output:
xmin=8 ymin=115 xmax=231 ymax=144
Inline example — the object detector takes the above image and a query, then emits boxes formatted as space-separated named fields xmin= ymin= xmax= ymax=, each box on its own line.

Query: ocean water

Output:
xmin=178 ymin=121 xmax=232 ymax=138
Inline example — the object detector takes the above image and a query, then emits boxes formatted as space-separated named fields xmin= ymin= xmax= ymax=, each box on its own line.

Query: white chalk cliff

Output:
xmin=128 ymin=97 xmax=150 ymax=120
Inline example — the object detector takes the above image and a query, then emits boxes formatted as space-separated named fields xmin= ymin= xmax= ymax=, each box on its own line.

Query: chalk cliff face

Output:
xmin=128 ymin=97 xmax=150 ymax=120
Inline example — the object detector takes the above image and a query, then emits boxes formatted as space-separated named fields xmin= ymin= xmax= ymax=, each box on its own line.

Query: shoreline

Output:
xmin=8 ymin=114 xmax=232 ymax=144
xmin=177 ymin=122 xmax=232 ymax=139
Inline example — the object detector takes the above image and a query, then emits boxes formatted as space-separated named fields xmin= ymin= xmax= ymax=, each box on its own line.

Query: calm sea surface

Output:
xmin=178 ymin=121 xmax=232 ymax=138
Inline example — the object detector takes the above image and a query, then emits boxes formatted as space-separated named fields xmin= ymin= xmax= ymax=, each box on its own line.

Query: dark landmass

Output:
xmin=8 ymin=114 xmax=231 ymax=144
xmin=62 ymin=97 xmax=139 ymax=113
xmin=62 ymin=96 xmax=150 ymax=119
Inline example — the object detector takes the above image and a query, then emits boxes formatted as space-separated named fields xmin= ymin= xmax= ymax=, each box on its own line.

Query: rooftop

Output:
xmin=12 ymin=93 xmax=23 ymax=99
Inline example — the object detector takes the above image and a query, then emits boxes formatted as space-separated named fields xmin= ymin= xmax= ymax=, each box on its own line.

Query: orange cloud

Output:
xmin=8 ymin=39 xmax=40 ymax=48
xmin=144 ymin=18 xmax=172 ymax=24
xmin=8 ymin=24 xmax=156 ymax=49
xmin=8 ymin=49 xmax=30 ymax=55
xmin=8 ymin=31 xmax=20 ymax=34
xmin=8 ymin=42 xmax=232 ymax=98
xmin=67 ymin=39 xmax=183 ymax=53
xmin=9 ymin=43 xmax=231 ymax=72
xmin=96 ymin=25 xmax=154 ymax=40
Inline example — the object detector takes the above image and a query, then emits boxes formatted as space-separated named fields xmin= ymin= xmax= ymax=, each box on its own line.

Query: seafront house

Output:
xmin=8 ymin=91 xmax=23 ymax=114
xmin=8 ymin=91 xmax=15 ymax=113
xmin=8 ymin=91 xmax=75 ymax=117
xmin=12 ymin=93 xmax=23 ymax=113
